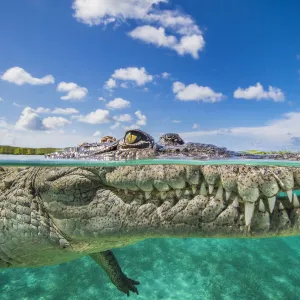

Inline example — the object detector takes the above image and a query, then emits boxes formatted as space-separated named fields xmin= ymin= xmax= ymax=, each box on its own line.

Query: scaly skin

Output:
xmin=1 ymin=164 xmax=300 ymax=295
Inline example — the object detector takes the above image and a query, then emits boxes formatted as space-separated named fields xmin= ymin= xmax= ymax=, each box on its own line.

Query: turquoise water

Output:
xmin=1 ymin=155 xmax=300 ymax=299
xmin=1 ymin=237 xmax=300 ymax=299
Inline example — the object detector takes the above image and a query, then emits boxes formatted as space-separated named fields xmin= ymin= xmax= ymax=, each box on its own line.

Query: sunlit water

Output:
xmin=1 ymin=155 xmax=300 ymax=300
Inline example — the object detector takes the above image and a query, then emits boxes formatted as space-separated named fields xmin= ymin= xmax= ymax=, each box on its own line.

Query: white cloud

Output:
xmin=1 ymin=67 xmax=54 ymax=85
xmin=162 ymin=72 xmax=170 ymax=79
xmin=98 ymin=96 xmax=106 ymax=101
xmin=192 ymin=123 xmax=199 ymax=129
xmin=14 ymin=107 xmax=72 ymax=131
xmin=33 ymin=107 xmax=79 ymax=115
xmin=173 ymin=81 xmax=224 ymax=102
xmin=297 ymin=54 xmax=300 ymax=60
xmin=233 ymin=82 xmax=284 ymax=102
xmin=129 ymin=26 xmax=204 ymax=59
xmin=15 ymin=107 xmax=45 ymax=131
xmin=13 ymin=102 xmax=22 ymax=108
xmin=76 ymin=109 xmax=110 ymax=124
xmin=0 ymin=119 xmax=8 ymax=128
xmin=72 ymin=0 xmax=166 ymax=25
xmin=52 ymin=108 xmax=79 ymax=115
xmin=104 ymin=78 xmax=117 ymax=90
xmin=110 ymin=122 xmax=120 ymax=130
xmin=72 ymin=0 xmax=204 ymax=59
xmin=135 ymin=110 xmax=147 ymax=126
xmin=172 ymin=120 xmax=180 ymax=123
xmin=123 ymin=124 xmax=140 ymax=130
xmin=57 ymin=81 xmax=88 ymax=101
xmin=42 ymin=117 xmax=71 ymax=130
xmin=129 ymin=25 xmax=176 ymax=47
xmin=120 ymin=82 xmax=128 ymax=88
xmin=93 ymin=130 xmax=101 ymax=137
xmin=35 ymin=107 xmax=52 ymax=114
xmin=106 ymin=97 xmax=130 ymax=110
xmin=179 ymin=112 xmax=300 ymax=151
xmin=113 ymin=114 xmax=132 ymax=122
xmin=0 ymin=97 xmax=3 ymax=102
xmin=111 ymin=67 xmax=153 ymax=86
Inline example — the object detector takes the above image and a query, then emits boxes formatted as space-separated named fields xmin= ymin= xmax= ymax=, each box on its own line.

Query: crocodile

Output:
xmin=1 ymin=129 xmax=300 ymax=296
xmin=45 ymin=129 xmax=300 ymax=161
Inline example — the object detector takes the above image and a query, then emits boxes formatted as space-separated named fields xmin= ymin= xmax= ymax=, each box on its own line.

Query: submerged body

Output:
xmin=2 ymin=130 xmax=300 ymax=296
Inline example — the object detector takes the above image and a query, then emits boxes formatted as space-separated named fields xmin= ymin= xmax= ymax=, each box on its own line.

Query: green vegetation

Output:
xmin=0 ymin=145 xmax=62 ymax=155
xmin=241 ymin=149 xmax=294 ymax=155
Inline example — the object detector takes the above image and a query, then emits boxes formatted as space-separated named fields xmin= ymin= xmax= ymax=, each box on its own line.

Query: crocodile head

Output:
xmin=32 ymin=162 xmax=300 ymax=254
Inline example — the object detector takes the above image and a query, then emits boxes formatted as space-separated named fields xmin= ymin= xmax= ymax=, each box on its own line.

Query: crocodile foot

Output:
xmin=114 ymin=273 xmax=140 ymax=296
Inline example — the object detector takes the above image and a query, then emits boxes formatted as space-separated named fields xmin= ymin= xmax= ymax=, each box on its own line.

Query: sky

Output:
xmin=0 ymin=0 xmax=300 ymax=151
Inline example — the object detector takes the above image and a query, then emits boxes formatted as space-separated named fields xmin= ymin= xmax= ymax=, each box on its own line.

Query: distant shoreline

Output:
xmin=0 ymin=145 xmax=62 ymax=155
xmin=0 ymin=145 xmax=295 ymax=156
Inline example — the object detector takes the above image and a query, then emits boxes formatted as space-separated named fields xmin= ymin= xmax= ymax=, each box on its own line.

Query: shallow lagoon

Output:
xmin=1 ymin=155 xmax=300 ymax=300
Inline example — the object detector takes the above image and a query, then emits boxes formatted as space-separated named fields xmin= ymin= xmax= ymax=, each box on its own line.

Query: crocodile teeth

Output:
xmin=245 ymin=202 xmax=255 ymax=226
xmin=278 ymin=202 xmax=285 ymax=210
xmin=233 ymin=197 xmax=239 ymax=208
xmin=159 ymin=191 xmax=167 ymax=200
xmin=259 ymin=199 xmax=266 ymax=212
xmin=293 ymin=194 xmax=300 ymax=208
xmin=144 ymin=191 xmax=151 ymax=200
xmin=200 ymin=183 xmax=207 ymax=196
xmin=268 ymin=196 xmax=276 ymax=213
xmin=225 ymin=191 xmax=231 ymax=201
xmin=215 ymin=185 xmax=223 ymax=200
xmin=191 ymin=185 xmax=197 ymax=195
xmin=208 ymin=185 xmax=214 ymax=194
xmin=286 ymin=190 xmax=293 ymax=203
xmin=175 ymin=189 xmax=182 ymax=198
xmin=124 ymin=189 xmax=128 ymax=195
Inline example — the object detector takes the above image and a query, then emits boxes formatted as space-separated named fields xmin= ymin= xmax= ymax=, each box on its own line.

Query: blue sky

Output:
xmin=0 ymin=0 xmax=300 ymax=150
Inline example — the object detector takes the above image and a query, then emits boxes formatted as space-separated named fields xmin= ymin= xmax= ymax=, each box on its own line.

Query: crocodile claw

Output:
xmin=115 ymin=273 xmax=140 ymax=296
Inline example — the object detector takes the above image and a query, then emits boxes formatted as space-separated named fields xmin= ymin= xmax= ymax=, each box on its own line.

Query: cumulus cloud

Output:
xmin=0 ymin=97 xmax=3 ymax=102
xmin=57 ymin=81 xmax=88 ymax=101
xmin=113 ymin=114 xmax=132 ymax=122
xmin=1 ymin=67 xmax=54 ymax=85
xmin=173 ymin=81 xmax=224 ymax=102
xmin=33 ymin=107 xmax=79 ymax=115
xmin=93 ymin=130 xmax=101 ymax=137
xmin=172 ymin=120 xmax=180 ymax=123
xmin=192 ymin=123 xmax=199 ymax=129
xmin=72 ymin=0 xmax=204 ymax=59
xmin=106 ymin=98 xmax=131 ymax=110
xmin=98 ymin=96 xmax=106 ymax=101
xmin=233 ymin=82 xmax=284 ymax=102
xmin=35 ymin=107 xmax=52 ymax=114
xmin=15 ymin=107 xmax=45 ymax=131
xmin=42 ymin=117 xmax=71 ymax=130
xmin=104 ymin=78 xmax=117 ymax=90
xmin=72 ymin=0 xmax=166 ymax=25
xmin=129 ymin=26 xmax=204 ymax=59
xmin=135 ymin=110 xmax=147 ymax=126
xmin=76 ymin=109 xmax=110 ymax=124
xmin=14 ymin=107 xmax=72 ymax=131
xmin=109 ymin=67 xmax=153 ymax=87
xmin=0 ymin=119 xmax=8 ymax=128
xmin=110 ymin=122 xmax=121 ymax=130
xmin=52 ymin=108 xmax=79 ymax=115
xmin=162 ymin=72 xmax=170 ymax=79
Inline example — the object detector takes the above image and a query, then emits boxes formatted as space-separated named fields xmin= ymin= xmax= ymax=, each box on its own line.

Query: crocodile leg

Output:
xmin=90 ymin=250 xmax=140 ymax=296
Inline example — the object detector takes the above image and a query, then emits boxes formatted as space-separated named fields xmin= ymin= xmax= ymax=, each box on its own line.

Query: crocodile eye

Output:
xmin=125 ymin=132 xmax=141 ymax=144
